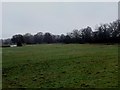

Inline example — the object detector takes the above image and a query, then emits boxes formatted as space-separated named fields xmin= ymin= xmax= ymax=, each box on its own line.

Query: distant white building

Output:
xmin=10 ymin=45 xmax=17 ymax=47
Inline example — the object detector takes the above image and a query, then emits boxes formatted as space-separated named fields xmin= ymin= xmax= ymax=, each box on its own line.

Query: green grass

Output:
xmin=2 ymin=44 xmax=118 ymax=88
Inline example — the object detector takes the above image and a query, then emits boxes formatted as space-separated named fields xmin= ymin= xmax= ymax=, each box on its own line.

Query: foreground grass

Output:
xmin=2 ymin=44 xmax=118 ymax=88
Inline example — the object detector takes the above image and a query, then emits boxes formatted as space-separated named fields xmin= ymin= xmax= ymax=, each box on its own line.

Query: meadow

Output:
xmin=2 ymin=44 xmax=118 ymax=88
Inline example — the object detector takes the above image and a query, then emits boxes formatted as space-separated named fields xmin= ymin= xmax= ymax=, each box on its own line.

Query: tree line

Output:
xmin=1 ymin=19 xmax=120 ymax=46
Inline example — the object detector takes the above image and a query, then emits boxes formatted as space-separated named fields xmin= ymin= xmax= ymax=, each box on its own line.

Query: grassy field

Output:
xmin=2 ymin=44 xmax=118 ymax=88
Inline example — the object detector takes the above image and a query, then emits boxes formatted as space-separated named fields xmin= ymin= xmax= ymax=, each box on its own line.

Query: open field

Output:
xmin=2 ymin=44 xmax=118 ymax=88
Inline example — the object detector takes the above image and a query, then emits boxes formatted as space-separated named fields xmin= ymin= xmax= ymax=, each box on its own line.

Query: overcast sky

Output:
xmin=2 ymin=2 xmax=118 ymax=39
